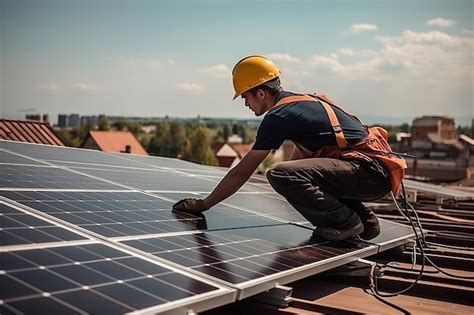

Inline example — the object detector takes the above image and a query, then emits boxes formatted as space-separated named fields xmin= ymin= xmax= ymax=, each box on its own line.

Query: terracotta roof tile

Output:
xmin=85 ymin=130 xmax=148 ymax=155
xmin=0 ymin=119 xmax=64 ymax=146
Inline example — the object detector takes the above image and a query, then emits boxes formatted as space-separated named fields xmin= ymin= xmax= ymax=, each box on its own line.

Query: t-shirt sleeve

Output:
xmin=252 ymin=114 xmax=288 ymax=150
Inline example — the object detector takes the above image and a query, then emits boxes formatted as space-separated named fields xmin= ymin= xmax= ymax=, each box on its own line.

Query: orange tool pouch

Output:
xmin=274 ymin=94 xmax=407 ymax=196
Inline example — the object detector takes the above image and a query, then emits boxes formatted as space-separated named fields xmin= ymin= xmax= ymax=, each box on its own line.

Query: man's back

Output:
xmin=252 ymin=91 xmax=368 ymax=152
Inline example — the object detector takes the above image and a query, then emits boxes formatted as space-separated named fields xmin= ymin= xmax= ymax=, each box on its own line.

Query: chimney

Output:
xmin=125 ymin=145 xmax=132 ymax=154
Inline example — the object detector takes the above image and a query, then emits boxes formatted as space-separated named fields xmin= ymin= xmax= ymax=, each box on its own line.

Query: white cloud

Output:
xmin=199 ymin=64 xmax=230 ymax=78
xmin=310 ymin=30 xmax=473 ymax=82
xmin=349 ymin=23 xmax=378 ymax=33
xmin=336 ymin=48 xmax=377 ymax=57
xmin=267 ymin=53 xmax=301 ymax=63
xmin=427 ymin=18 xmax=456 ymax=27
xmin=72 ymin=82 xmax=97 ymax=91
xmin=37 ymin=82 xmax=60 ymax=92
xmin=176 ymin=82 xmax=204 ymax=93
xmin=376 ymin=30 xmax=472 ymax=47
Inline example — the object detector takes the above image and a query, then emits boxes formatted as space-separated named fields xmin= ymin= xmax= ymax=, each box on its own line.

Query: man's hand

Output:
xmin=172 ymin=198 xmax=209 ymax=214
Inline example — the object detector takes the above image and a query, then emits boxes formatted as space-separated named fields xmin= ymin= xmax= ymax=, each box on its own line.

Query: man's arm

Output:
xmin=203 ymin=149 xmax=270 ymax=208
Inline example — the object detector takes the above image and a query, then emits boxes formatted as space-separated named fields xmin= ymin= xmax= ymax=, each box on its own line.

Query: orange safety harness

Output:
xmin=274 ymin=94 xmax=407 ymax=196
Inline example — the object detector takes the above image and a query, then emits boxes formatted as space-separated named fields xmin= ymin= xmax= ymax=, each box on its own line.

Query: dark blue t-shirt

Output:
xmin=252 ymin=91 xmax=368 ymax=151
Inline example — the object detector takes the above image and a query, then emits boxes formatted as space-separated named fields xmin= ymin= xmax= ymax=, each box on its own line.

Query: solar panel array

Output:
xmin=0 ymin=140 xmax=414 ymax=313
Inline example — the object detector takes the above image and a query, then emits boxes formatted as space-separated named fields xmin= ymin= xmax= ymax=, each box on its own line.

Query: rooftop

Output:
xmin=83 ymin=130 xmax=148 ymax=155
xmin=0 ymin=118 xmax=64 ymax=146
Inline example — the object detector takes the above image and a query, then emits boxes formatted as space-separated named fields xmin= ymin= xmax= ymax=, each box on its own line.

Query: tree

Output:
xmin=182 ymin=124 xmax=217 ymax=165
xmin=148 ymin=121 xmax=187 ymax=157
xmin=98 ymin=117 xmax=110 ymax=131
xmin=148 ymin=121 xmax=171 ymax=156
xmin=169 ymin=121 xmax=187 ymax=157
xmin=223 ymin=123 xmax=231 ymax=142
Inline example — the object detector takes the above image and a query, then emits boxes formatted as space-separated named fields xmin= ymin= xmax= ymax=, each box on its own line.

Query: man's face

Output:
xmin=241 ymin=91 xmax=266 ymax=116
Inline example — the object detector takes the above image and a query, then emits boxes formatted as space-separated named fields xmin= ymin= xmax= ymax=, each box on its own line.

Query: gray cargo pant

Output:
xmin=266 ymin=158 xmax=391 ymax=229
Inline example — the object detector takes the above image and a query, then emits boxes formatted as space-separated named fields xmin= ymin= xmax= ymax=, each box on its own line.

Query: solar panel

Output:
xmin=0 ymin=242 xmax=234 ymax=314
xmin=113 ymin=152 xmax=226 ymax=172
xmin=68 ymin=166 xmax=221 ymax=192
xmin=0 ymin=141 xmax=148 ymax=169
xmin=121 ymin=221 xmax=414 ymax=299
xmin=1 ymin=140 xmax=415 ymax=312
xmin=0 ymin=150 xmax=47 ymax=166
xmin=0 ymin=164 xmax=122 ymax=190
xmin=0 ymin=201 xmax=87 ymax=247
xmin=0 ymin=190 xmax=285 ymax=238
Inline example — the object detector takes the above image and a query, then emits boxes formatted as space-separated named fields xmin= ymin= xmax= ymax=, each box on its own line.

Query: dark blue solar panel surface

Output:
xmin=68 ymin=166 xmax=220 ymax=191
xmin=0 ymin=203 xmax=87 ymax=246
xmin=121 ymin=224 xmax=367 ymax=284
xmin=0 ymin=243 xmax=221 ymax=314
xmin=0 ymin=165 xmax=121 ymax=189
xmin=0 ymin=150 xmax=47 ymax=166
xmin=0 ymin=140 xmax=414 ymax=312
xmin=0 ymin=141 xmax=148 ymax=168
xmin=0 ymin=191 xmax=285 ymax=238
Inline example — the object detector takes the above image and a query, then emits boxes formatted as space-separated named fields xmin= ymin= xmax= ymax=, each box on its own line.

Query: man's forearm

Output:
xmin=203 ymin=169 xmax=252 ymax=209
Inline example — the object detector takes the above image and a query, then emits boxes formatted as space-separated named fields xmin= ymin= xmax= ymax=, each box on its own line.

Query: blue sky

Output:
xmin=1 ymin=0 xmax=473 ymax=125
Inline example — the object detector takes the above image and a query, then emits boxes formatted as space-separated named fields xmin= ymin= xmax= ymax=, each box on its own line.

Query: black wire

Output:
xmin=414 ymin=249 xmax=474 ymax=280
xmin=385 ymin=264 xmax=440 ymax=274
xmin=370 ymin=181 xmax=426 ymax=297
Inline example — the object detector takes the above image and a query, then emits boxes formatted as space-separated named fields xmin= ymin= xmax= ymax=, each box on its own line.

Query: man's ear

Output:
xmin=257 ymin=89 xmax=266 ymax=99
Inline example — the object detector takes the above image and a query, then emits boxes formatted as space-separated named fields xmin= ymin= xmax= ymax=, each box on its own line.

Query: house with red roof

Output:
xmin=81 ymin=130 xmax=148 ymax=155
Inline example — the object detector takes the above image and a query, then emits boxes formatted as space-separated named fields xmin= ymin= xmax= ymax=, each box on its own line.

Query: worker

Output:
xmin=173 ymin=55 xmax=406 ymax=241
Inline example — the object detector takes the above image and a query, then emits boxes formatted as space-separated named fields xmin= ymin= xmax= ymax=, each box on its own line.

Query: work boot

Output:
xmin=358 ymin=210 xmax=381 ymax=240
xmin=312 ymin=218 xmax=364 ymax=242
xmin=345 ymin=201 xmax=381 ymax=240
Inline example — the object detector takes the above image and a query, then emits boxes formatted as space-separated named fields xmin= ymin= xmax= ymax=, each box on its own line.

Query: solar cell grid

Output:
xmin=114 ymin=152 xmax=224 ymax=171
xmin=0 ymin=141 xmax=148 ymax=169
xmin=0 ymin=243 xmax=225 ymax=314
xmin=122 ymin=224 xmax=367 ymax=285
xmin=0 ymin=140 xmax=415 ymax=312
xmin=69 ymin=165 xmax=221 ymax=191
xmin=0 ymin=164 xmax=121 ymax=190
xmin=0 ymin=150 xmax=46 ymax=166
xmin=0 ymin=202 xmax=87 ymax=246
xmin=1 ymin=191 xmax=285 ymax=238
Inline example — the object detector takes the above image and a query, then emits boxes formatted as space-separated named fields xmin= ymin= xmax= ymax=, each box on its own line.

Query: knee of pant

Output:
xmin=266 ymin=162 xmax=285 ymax=186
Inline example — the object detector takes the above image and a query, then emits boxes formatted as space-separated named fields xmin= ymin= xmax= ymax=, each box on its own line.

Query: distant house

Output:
xmin=0 ymin=118 xmax=64 ymax=146
xmin=210 ymin=142 xmax=239 ymax=168
xmin=82 ymin=130 xmax=148 ymax=155
xmin=399 ymin=115 xmax=473 ymax=181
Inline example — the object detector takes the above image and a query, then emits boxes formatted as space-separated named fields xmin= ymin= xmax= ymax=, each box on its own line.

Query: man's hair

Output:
xmin=249 ymin=77 xmax=281 ymax=97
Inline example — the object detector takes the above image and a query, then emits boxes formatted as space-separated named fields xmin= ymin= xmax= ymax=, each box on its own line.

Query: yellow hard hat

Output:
xmin=232 ymin=55 xmax=281 ymax=100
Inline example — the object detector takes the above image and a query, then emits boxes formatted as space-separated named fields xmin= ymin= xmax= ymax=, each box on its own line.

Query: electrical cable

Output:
xmin=370 ymin=180 xmax=474 ymax=299
xmin=370 ymin=181 xmax=426 ymax=297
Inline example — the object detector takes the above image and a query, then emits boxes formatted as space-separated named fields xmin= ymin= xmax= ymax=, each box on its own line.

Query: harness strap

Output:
xmin=274 ymin=95 xmax=348 ymax=149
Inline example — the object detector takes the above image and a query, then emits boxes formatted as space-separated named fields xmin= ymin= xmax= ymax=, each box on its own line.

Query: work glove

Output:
xmin=172 ymin=198 xmax=209 ymax=214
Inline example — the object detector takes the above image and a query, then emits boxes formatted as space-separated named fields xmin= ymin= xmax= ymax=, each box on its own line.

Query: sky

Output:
xmin=1 ymin=0 xmax=473 ymax=125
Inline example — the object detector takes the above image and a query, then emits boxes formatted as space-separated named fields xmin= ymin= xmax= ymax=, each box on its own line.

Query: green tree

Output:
xmin=223 ymin=123 xmax=231 ymax=142
xmin=112 ymin=118 xmax=127 ymax=131
xmin=98 ymin=117 xmax=110 ymax=131
xmin=169 ymin=121 xmax=187 ymax=157
xmin=147 ymin=121 xmax=187 ymax=157
xmin=182 ymin=124 xmax=217 ymax=165
xmin=148 ymin=121 xmax=171 ymax=156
